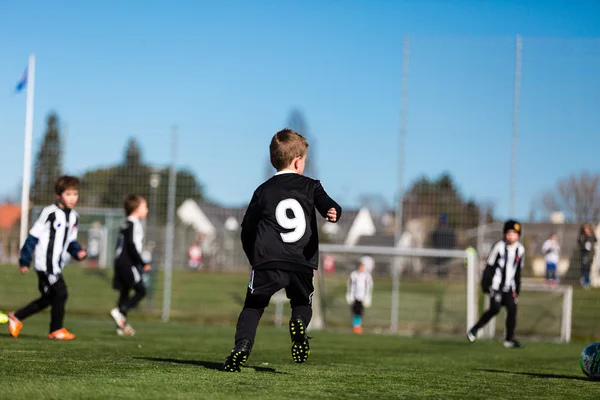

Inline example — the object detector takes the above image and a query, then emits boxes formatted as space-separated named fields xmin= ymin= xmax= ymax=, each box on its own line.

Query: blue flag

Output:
xmin=15 ymin=68 xmax=27 ymax=93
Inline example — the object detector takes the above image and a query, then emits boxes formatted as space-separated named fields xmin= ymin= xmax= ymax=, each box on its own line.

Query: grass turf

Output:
xmin=0 ymin=315 xmax=598 ymax=399
xmin=2 ymin=264 xmax=599 ymax=339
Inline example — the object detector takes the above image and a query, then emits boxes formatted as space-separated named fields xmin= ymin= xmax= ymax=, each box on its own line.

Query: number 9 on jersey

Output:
xmin=275 ymin=199 xmax=306 ymax=243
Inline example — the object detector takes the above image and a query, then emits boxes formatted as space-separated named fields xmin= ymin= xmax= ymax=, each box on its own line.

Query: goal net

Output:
xmin=314 ymin=244 xmax=478 ymax=336
xmin=481 ymin=281 xmax=572 ymax=343
xmin=315 ymin=244 xmax=572 ymax=342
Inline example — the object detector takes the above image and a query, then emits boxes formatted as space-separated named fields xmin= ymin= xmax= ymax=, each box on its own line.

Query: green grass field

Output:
xmin=1 ymin=264 xmax=599 ymax=339
xmin=0 ymin=315 xmax=598 ymax=399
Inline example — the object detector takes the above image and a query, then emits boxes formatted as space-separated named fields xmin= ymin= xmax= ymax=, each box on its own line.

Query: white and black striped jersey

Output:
xmin=21 ymin=204 xmax=81 ymax=275
xmin=241 ymin=171 xmax=342 ymax=272
xmin=486 ymin=240 xmax=525 ymax=294
xmin=114 ymin=217 xmax=145 ymax=268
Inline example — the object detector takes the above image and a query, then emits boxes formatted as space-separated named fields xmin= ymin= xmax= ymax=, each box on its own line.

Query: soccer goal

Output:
xmin=314 ymin=244 xmax=478 ymax=336
xmin=315 ymin=244 xmax=573 ymax=342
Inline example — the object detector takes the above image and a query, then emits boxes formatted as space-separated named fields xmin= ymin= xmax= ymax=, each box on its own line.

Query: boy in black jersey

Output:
xmin=223 ymin=128 xmax=342 ymax=372
xmin=110 ymin=195 xmax=151 ymax=336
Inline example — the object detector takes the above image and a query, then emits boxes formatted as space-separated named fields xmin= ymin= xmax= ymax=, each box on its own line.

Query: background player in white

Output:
xmin=346 ymin=255 xmax=374 ymax=334
xmin=542 ymin=233 xmax=560 ymax=288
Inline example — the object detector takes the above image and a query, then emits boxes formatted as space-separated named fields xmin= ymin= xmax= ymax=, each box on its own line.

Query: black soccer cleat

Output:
xmin=222 ymin=339 xmax=252 ymax=372
xmin=289 ymin=317 xmax=310 ymax=364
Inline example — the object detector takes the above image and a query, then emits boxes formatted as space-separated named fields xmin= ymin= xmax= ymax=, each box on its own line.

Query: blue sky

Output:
xmin=1 ymin=0 xmax=599 ymax=220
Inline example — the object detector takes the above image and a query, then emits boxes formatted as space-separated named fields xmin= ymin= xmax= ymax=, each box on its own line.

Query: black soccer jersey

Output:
xmin=114 ymin=217 xmax=145 ymax=268
xmin=241 ymin=171 xmax=342 ymax=272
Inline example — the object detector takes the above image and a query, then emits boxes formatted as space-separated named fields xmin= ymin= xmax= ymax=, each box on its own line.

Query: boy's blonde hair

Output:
xmin=269 ymin=128 xmax=309 ymax=171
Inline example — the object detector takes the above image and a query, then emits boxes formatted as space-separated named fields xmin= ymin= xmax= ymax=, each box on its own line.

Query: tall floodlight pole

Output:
xmin=162 ymin=126 xmax=178 ymax=322
xmin=391 ymin=35 xmax=410 ymax=332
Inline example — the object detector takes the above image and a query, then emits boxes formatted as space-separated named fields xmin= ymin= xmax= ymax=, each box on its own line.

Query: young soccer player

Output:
xmin=110 ymin=195 xmax=151 ymax=336
xmin=467 ymin=220 xmax=525 ymax=348
xmin=346 ymin=256 xmax=374 ymax=334
xmin=8 ymin=176 xmax=87 ymax=340
xmin=542 ymin=233 xmax=560 ymax=288
xmin=222 ymin=128 xmax=342 ymax=372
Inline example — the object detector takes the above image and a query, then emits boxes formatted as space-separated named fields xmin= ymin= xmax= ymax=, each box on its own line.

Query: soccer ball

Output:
xmin=580 ymin=342 xmax=600 ymax=380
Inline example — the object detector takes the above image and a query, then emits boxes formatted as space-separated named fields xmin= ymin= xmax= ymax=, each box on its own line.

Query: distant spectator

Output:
xmin=188 ymin=240 xmax=203 ymax=270
xmin=578 ymin=224 xmax=597 ymax=289
xmin=430 ymin=213 xmax=456 ymax=277
xmin=542 ymin=233 xmax=560 ymax=288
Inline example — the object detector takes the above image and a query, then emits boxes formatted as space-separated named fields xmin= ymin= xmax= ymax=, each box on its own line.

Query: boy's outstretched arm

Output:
xmin=314 ymin=182 xmax=342 ymax=223
xmin=19 ymin=235 xmax=39 ymax=273
xmin=241 ymin=191 xmax=260 ymax=261
xmin=67 ymin=242 xmax=87 ymax=261
xmin=18 ymin=207 xmax=53 ymax=272
xmin=515 ymin=253 xmax=524 ymax=296
xmin=66 ymin=215 xmax=86 ymax=261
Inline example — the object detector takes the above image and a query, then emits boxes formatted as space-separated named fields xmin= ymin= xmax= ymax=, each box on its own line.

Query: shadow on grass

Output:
xmin=479 ymin=369 xmax=590 ymax=382
xmin=136 ymin=357 xmax=286 ymax=374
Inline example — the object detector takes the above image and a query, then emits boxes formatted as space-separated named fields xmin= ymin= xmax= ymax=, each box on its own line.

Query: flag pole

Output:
xmin=20 ymin=53 xmax=36 ymax=247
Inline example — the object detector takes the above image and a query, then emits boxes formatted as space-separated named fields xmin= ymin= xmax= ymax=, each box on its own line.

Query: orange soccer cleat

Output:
xmin=48 ymin=328 xmax=76 ymax=340
xmin=352 ymin=326 xmax=363 ymax=335
xmin=8 ymin=313 xmax=23 ymax=338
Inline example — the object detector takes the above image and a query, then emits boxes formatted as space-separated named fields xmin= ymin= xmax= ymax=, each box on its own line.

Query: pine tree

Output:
xmin=31 ymin=112 xmax=63 ymax=205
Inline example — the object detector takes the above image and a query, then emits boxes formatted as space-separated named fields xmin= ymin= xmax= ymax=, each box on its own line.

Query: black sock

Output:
xmin=234 ymin=307 xmax=265 ymax=347
xmin=119 ymin=284 xmax=146 ymax=316
xmin=291 ymin=305 xmax=312 ymax=327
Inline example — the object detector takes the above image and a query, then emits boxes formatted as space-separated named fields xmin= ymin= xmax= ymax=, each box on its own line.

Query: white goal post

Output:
xmin=316 ymin=244 xmax=478 ymax=333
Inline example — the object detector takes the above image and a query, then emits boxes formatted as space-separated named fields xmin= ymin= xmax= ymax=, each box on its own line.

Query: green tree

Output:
xmin=31 ymin=112 xmax=63 ymax=205
xmin=402 ymin=173 xmax=490 ymax=230
xmin=104 ymin=138 xmax=151 ymax=209
xmin=78 ymin=138 xmax=205 ymax=222
xmin=153 ymin=168 xmax=205 ymax=221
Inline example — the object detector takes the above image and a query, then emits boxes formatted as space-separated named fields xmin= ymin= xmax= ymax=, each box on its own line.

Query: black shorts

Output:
xmin=113 ymin=265 xmax=143 ymax=290
xmin=36 ymin=271 xmax=66 ymax=296
xmin=243 ymin=269 xmax=314 ymax=309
